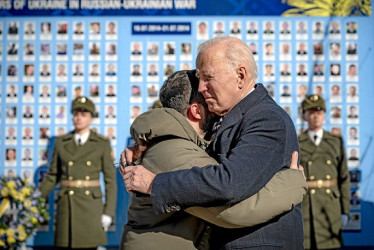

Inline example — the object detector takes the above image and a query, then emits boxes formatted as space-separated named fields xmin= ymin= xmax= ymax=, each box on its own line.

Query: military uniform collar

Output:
xmin=74 ymin=131 xmax=90 ymax=145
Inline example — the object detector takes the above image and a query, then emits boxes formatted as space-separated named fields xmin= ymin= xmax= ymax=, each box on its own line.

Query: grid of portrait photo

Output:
xmin=1 ymin=20 xmax=119 ymax=187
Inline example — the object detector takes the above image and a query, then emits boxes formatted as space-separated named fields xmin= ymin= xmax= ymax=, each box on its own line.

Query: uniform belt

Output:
xmin=61 ymin=180 xmax=100 ymax=188
xmin=307 ymin=178 xmax=337 ymax=188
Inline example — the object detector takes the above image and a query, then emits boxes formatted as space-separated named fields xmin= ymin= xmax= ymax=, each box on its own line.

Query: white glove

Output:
xmin=341 ymin=214 xmax=349 ymax=227
xmin=101 ymin=214 xmax=112 ymax=232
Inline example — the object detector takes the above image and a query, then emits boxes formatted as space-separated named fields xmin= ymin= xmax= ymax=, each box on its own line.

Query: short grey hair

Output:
xmin=160 ymin=70 xmax=205 ymax=116
xmin=197 ymin=36 xmax=258 ymax=81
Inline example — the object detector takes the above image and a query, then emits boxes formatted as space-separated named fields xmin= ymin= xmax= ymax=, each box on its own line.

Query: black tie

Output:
xmin=314 ymin=135 xmax=318 ymax=141
xmin=78 ymin=138 xmax=82 ymax=146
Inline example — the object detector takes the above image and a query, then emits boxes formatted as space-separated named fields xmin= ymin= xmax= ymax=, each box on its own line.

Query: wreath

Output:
xmin=0 ymin=177 xmax=49 ymax=249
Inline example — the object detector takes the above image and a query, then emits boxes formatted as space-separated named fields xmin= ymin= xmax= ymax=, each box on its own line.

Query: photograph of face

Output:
xmin=280 ymin=21 xmax=291 ymax=34
xmin=7 ymin=65 xmax=17 ymax=76
xmin=230 ymin=21 xmax=241 ymax=35
xmin=74 ymin=22 xmax=84 ymax=35
xmin=90 ymin=22 xmax=101 ymax=34
xmin=40 ymin=64 xmax=51 ymax=77
xmin=330 ymin=64 xmax=341 ymax=76
xmin=57 ymin=22 xmax=68 ymax=35
xmin=41 ymin=43 xmax=51 ymax=55
xmin=55 ymin=106 xmax=66 ymax=119
xmin=107 ymin=21 xmax=117 ymax=35
xmin=24 ymin=43 xmax=34 ymax=56
xmin=197 ymin=21 xmax=207 ymax=36
xmin=8 ymin=42 xmax=18 ymax=55
xmin=296 ymin=21 xmax=307 ymax=34
xmin=6 ymin=148 xmax=16 ymax=161
xmin=106 ymin=85 xmax=116 ymax=97
xmin=148 ymin=64 xmax=158 ymax=76
xmin=263 ymin=21 xmax=274 ymax=34
xmin=131 ymin=42 xmax=142 ymax=55
xmin=214 ymin=21 xmax=225 ymax=35
xmin=6 ymin=106 xmax=17 ymax=118
xmin=6 ymin=127 xmax=16 ymax=140
xmin=247 ymin=21 xmax=257 ymax=34
xmin=8 ymin=22 xmax=19 ymax=35
xmin=41 ymin=22 xmax=51 ymax=34
xmin=106 ymin=63 xmax=117 ymax=76
xmin=23 ymin=85 xmax=34 ymax=98
xmin=147 ymin=42 xmax=158 ymax=55
xmin=24 ymin=64 xmax=35 ymax=76
xmin=346 ymin=21 xmax=357 ymax=34
xmin=23 ymin=127 xmax=33 ymax=140
xmin=313 ymin=43 xmax=324 ymax=55
xmin=329 ymin=21 xmax=340 ymax=34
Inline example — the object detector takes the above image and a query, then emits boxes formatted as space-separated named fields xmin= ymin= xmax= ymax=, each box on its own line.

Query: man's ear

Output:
xmin=236 ymin=66 xmax=247 ymax=89
xmin=187 ymin=103 xmax=203 ymax=121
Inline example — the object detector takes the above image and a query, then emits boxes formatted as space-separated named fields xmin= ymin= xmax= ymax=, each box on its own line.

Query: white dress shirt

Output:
xmin=308 ymin=129 xmax=323 ymax=146
xmin=74 ymin=131 xmax=90 ymax=146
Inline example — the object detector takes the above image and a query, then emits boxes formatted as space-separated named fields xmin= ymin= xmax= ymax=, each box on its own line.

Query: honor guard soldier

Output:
xmin=39 ymin=96 xmax=117 ymax=249
xmin=299 ymin=95 xmax=350 ymax=249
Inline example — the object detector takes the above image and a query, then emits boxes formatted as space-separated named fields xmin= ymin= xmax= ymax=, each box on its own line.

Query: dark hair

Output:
xmin=160 ymin=70 xmax=204 ymax=116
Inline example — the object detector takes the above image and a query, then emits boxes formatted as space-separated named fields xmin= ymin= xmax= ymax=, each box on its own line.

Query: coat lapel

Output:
xmin=62 ymin=132 xmax=77 ymax=156
xmin=72 ymin=131 xmax=99 ymax=161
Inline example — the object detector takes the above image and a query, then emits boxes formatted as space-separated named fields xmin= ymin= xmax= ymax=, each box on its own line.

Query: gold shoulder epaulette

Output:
xmin=95 ymin=133 xmax=108 ymax=141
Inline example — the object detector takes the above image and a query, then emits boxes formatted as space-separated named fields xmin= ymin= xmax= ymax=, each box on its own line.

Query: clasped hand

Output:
xmin=119 ymin=145 xmax=154 ymax=195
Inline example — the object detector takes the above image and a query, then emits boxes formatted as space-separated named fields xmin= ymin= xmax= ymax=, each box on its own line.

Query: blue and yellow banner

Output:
xmin=0 ymin=0 xmax=371 ymax=16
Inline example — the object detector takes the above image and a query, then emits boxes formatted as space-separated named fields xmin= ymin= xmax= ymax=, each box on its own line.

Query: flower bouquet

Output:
xmin=0 ymin=177 xmax=49 ymax=249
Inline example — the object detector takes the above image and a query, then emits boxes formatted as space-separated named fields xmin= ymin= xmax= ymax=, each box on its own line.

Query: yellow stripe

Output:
xmin=0 ymin=198 xmax=10 ymax=218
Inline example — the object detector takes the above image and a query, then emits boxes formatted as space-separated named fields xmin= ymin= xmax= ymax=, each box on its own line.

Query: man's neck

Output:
xmin=309 ymin=127 xmax=323 ymax=133
xmin=75 ymin=128 xmax=90 ymax=135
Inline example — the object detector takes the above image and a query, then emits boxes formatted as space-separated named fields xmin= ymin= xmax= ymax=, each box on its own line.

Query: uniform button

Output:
xmin=326 ymin=189 xmax=331 ymax=194
xmin=176 ymin=205 xmax=181 ymax=211
xmin=69 ymin=190 xmax=74 ymax=195
xmin=310 ymin=189 xmax=316 ymax=194
xmin=327 ymin=160 xmax=332 ymax=165
xmin=85 ymin=190 xmax=90 ymax=195
xmin=326 ymin=175 xmax=331 ymax=180
xmin=85 ymin=176 xmax=90 ymax=180
xmin=68 ymin=161 xmax=74 ymax=166
xmin=165 ymin=207 xmax=171 ymax=213
xmin=87 ymin=161 xmax=92 ymax=166
xmin=310 ymin=175 xmax=315 ymax=180
xmin=68 ymin=176 xmax=73 ymax=180
xmin=308 ymin=161 xmax=312 ymax=166
xmin=171 ymin=206 xmax=176 ymax=212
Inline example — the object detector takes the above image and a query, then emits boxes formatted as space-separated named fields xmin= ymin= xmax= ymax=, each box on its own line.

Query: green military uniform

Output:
xmin=299 ymin=95 xmax=350 ymax=249
xmin=39 ymin=97 xmax=117 ymax=248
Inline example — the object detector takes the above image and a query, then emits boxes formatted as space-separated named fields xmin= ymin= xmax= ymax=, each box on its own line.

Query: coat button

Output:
xmin=165 ymin=207 xmax=171 ymax=213
xmin=85 ymin=176 xmax=90 ymax=180
xmin=69 ymin=190 xmax=74 ymax=195
xmin=326 ymin=175 xmax=331 ymax=180
xmin=176 ymin=205 xmax=181 ymax=211
xmin=85 ymin=190 xmax=90 ymax=195
xmin=171 ymin=206 xmax=176 ymax=212
xmin=308 ymin=161 xmax=312 ymax=166
xmin=326 ymin=189 xmax=331 ymax=194
xmin=310 ymin=175 xmax=315 ymax=180
xmin=327 ymin=160 xmax=332 ymax=165
xmin=87 ymin=161 xmax=92 ymax=166
xmin=310 ymin=189 xmax=316 ymax=194
xmin=68 ymin=176 xmax=73 ymax=180
xmin=68 ymin=161 xmax=74 ymax=166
